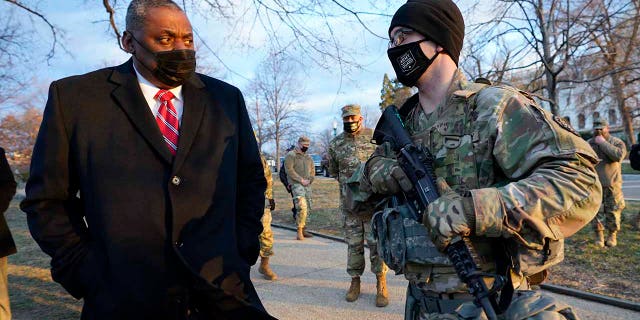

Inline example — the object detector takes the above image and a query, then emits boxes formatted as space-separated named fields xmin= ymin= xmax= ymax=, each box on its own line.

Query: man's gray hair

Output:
xmin=126 ymin=0 xmax=183 ymax=32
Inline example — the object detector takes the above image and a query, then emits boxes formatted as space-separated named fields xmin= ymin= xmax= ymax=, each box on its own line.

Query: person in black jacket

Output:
xmin=0 ymin=147 xmax=17 ymax=320
xmin=20 ymin=1 xmax=272 ymax=319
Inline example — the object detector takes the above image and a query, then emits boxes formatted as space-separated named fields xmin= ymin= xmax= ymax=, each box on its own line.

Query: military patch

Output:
xmin=553 ymin=115 xmax=580 ymax=137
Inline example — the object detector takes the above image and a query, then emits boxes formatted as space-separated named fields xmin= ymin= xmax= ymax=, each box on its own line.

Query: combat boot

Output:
xmin=258 ymin=257 xmax=278 ymax=280
xmin=296 ymin=227 xmax=305 ymax=240
xmin=375 ymin=273 xmax=389 ymax=307
xmin=605 ymin=231 xmax=617 ymax=247
xmin=594 ymin=230 xmax=605 ymax=247
xmin=345 ymin=277 xmax=361 ymax=302
xmin=302 ymin=227 xmax=313 ymax=238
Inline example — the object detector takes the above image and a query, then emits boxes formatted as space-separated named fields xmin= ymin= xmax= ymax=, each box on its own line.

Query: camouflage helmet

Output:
xmin=298 ymin=136 xmax=311 ymax=144
xmin=341 ymin=104 xmax=362 ymax=118
xmin=593 ymin=117 xmax=608 ymax=129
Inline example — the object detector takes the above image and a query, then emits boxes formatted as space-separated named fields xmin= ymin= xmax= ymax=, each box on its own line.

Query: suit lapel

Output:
xmin=172 ymin=74 xmax=235 ymax=174
xmin=109 ymin=60 xmax=173 ymax=164
xmin=172 ymin=77 xmax=206 ymax=172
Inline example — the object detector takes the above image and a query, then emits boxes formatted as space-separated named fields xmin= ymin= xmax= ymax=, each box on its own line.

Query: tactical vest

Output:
xmin=372 ymin=83 xmax=563 ymax=283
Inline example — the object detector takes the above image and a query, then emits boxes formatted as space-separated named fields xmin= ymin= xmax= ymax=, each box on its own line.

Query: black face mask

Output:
xmin=387 ymin=39 xmax=439 ymax=87
xmin=129 ymin=33 xmax=197 ymax=87
xmin=343 ymin=121 xmax=360 ymax=133
xmin=300 ymin=146 xmax=309 ymax=153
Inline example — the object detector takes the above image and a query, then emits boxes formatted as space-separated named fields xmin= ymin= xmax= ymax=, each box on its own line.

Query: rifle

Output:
xmin=372 ymin=105 xmax=505 ymax=320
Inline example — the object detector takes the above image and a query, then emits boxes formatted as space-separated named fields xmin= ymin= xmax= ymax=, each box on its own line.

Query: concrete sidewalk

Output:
xmin=251 ymin=227 xmax=640 ymax=320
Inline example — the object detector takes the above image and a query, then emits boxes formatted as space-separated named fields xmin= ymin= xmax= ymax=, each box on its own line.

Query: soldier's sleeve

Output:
xmin=363 ymin=141 xmax=397 ymax=188
xmin=327 ymin=140 xmax=339 ymax=179
xmin=261 ymin=156 xmax=273 ymax=199
xmin=284 ymin=153 xmax=302 ymax=184
xmin=469 ymin=88 xmax=602 ymax=249
xmin=308 ymin=156 xmax=316 ymax=183
xmin=597 ymin=138 xmax=626 ymax=162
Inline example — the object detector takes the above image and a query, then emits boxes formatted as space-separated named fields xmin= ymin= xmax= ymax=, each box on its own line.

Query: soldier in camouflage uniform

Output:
xmin=285 ymin=136 xmax=315 ymax=240
xmin=328 ymin=104 xmax=390 ymax=307
xmin=358 ymin=0 xmax=602 ymax=319
xmin=588 ymin=118 xmax=626 ymax=247
xmin=258 ymin=154 xmax=278 ymax=280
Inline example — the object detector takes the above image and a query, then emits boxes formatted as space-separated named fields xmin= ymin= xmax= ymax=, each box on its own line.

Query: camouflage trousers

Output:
xmin=291 ymin=183 xmax=312 ymax=228
xmin=0 ymin=256 xmax=10 ymax=320
xmin=259 ymin=208 xmax=274 ymax=258
xmin=592 ymin=185 xmax=625 ymax=232
xmin=343 ymin=211 xmax=387 ymax=277
xmin=407 ymin=289 xmax=579 ymax=320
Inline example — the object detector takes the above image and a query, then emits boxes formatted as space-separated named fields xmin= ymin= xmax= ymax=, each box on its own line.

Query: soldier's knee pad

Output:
xmin=503 ymin=290 xmax=578 ymax=320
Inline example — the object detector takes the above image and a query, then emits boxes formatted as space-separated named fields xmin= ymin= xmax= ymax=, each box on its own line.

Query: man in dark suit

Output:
xmin=21 ymin=1 xmax=272 ymax=319
xmin=0 ymin=148 xmax=17 ymax=320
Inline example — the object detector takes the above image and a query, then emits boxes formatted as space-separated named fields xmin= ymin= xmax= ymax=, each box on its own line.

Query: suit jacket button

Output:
xmin=171 ymin=176 xmax=181 ymax=186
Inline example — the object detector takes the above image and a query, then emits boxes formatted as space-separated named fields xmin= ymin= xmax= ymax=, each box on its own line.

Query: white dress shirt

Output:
xmin=133 ymin=63 xmax=184 ymax=125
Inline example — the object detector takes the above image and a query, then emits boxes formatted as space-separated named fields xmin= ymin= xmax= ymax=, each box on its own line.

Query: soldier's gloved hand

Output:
xmin=366 ymin=157 xmax=413 ymax=195
xmin=268 ymin=198 xmax=276 ymax=211
xmin=422 ymin=178 xmax=476 ymax=251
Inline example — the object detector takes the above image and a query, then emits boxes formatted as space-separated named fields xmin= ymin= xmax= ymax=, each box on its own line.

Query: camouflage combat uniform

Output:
xmin=259 ymin=155 xmax=274 ymax=258
xmin=588 ymin=135 xmax=626 ymax=233
xmin=364 ymin=70 xmax=601 ymax=319
xmin=328 ymin=127 xmax=388 ymax=277
xmin=284 ymin=150 xmax=315 ymax=228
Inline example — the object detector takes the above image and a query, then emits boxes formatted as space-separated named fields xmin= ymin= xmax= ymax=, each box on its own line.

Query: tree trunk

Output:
xmin=611 ymin=72 xmax=635 ymax=145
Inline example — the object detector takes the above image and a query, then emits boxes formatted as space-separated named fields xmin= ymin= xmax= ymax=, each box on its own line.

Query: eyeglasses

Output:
xmin=389 ymin=28 xmax=417 ymax=48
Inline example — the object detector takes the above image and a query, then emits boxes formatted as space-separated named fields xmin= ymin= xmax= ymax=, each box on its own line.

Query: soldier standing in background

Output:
xmin=258 ymin=154 xmax=278 ymax=280
xmin=589 ymin=118 xmax=627 ymax=247
xmin=328 ymin=105 xmax=389 ymax=307
xmin=284 ymin=136 xmax=315 ymax=240
xmin=0 ymin=148 xmax=17 ymax=320
xmin=353 ymin=0 xmax=602 ymax=318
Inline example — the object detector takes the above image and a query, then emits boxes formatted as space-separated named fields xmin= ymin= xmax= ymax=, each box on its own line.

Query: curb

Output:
xmin=272 ymin=223 xmax=345 ymax=243
xmin=540 ymin=283 xmax=640 ymax=312
xmin=271 ymin=224 xmax=640 ymax=313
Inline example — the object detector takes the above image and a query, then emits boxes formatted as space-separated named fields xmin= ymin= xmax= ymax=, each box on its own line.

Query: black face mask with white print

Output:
xmin=387 ymin=39 xmax=439 ymax=87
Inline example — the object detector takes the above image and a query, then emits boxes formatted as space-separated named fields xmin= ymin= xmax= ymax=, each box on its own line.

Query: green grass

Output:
xmin=271 ymin=177 xmax=344 ymax=238
xmin=5 ymin=200 xmax=82 ymax=319
xmin=621 ymin=162 xmax=637 ymax=174
xmin=548 ymin=201 xmax=640 ymax=302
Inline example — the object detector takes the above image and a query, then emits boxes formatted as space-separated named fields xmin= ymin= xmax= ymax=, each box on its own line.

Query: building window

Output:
xmin=609 ymin=109 xmax=617 ymax=125
xmin=578 ymin=113 xmax=585 ymax=129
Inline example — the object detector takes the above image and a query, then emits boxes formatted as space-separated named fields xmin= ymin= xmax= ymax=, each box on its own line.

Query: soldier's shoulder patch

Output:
xmin=553 ymin=115 xmax=580 ymax=137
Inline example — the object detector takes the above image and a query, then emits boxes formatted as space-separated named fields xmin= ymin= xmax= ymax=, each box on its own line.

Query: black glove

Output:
xmin=268 ymin=198 xmax=276 ymax=211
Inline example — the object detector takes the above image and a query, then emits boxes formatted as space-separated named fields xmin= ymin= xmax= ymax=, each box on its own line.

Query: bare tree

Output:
xmin=361 ymin=104 xmax=380 ymax=129
xmin=249 ymin=50 xmax=307 ymax=168
xmin=100 ymin=0 xmax=396 ymax=76
xmin=466 ymin=0 xmax=598 ymax=115
xmin=0 ymin=105 xmax=43 ymax=179
xmin=314 ymin=128 xmax=334 ymax=156
xmin=0 ymin=0 xmax=397 ymax=105
xmin=577 ymin=0 xmax=640 ymax=144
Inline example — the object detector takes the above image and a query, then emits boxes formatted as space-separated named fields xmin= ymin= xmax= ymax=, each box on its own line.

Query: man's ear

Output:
xmin=122 ymin=31 xmax=135 ymax=54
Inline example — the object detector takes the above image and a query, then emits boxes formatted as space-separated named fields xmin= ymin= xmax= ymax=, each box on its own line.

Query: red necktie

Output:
xmin=154 ymin=90 xmax=179 ymax=155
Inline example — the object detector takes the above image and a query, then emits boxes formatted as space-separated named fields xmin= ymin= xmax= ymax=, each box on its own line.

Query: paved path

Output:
xmin=252 ymin=227 xmax=640 ymax=320
xmin=622 ymin=174 xmax=640 ymax=200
